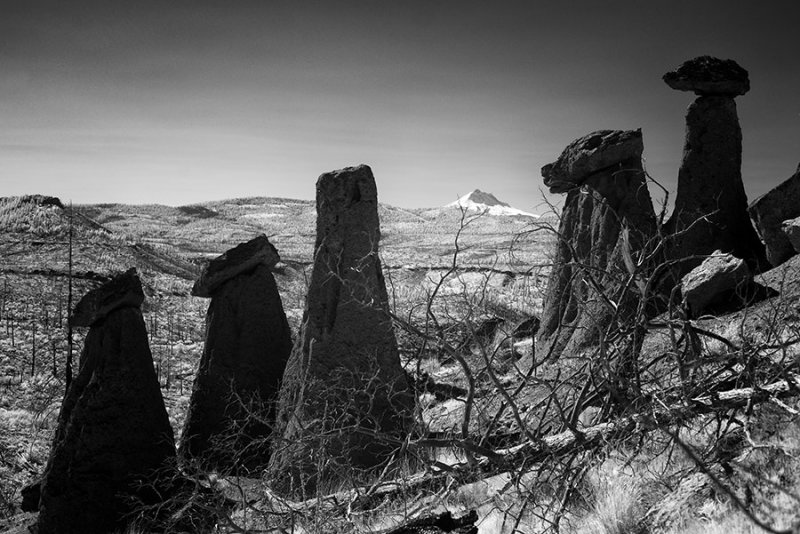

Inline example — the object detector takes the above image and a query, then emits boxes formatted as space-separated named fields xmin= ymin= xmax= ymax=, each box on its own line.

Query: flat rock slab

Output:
xmin=663 ymin=55 xmax=749 ymax=96
xmin=541 ymin=129 xmax=643 ymax=193
xmin=192 ymin=234 xmax=280 ymax=297
xmin=69 ymin=268 xmax=143 ymax=327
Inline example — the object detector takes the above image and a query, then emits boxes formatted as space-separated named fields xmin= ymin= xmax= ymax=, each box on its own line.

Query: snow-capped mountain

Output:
xmin=445 ymin=189 xmax=538 ymax=218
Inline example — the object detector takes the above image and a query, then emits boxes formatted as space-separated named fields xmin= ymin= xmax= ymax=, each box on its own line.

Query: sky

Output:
xmin=1 ymin=1 xmax=799 ymax=213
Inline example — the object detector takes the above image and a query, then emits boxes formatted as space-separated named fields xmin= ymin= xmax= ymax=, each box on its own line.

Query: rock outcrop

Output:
xmin=783 ymin=216 xmax=800 ymax=254
xmin=38 ymin=269 xmax=176 ymax=534
xmin=748 ymin=164 xmax=800 ymax=266
xmin=538 ymin=129 xmax=658 ymax=362
xmin=664 ymin=56 xmax=768 ymax=275
xmin=268 ymin=165 xmax=413 ymax=496
xmin=181 ymin=235 xmax=292 ymax=473
xmin=680 ymin=251 xmax=752 ymax=317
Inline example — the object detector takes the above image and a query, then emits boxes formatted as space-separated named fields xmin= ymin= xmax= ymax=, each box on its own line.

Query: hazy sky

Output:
xmin=1 ymin=1 xmax=798 ymax=212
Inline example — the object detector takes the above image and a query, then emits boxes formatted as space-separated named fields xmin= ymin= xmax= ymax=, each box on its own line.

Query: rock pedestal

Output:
xmin=180 ymin=235 xmax=292 ymax=473
xmin=748 ymin=164 xmax=800 ymax=266
xmin=268 ymin=165 xmax=413 ymax=497
xmin=38 ymin=269 xmax=176 ymax=534
xmin=538 ymin=130 xmax=658 ymax=362
xmin=664 ymin=56 xmax=768 ymax=275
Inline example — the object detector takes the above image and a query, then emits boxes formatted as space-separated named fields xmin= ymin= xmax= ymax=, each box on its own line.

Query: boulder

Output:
xmin=665 ymin=57 xmax=768 ymax=275
xmin=192 ymin=234 xmax=280 ymax=297
xmin=749 ymin=164 xmax=800 ymax=266
xmin=180 ymin=237 xmax=292 ymax=473
xmin=538 ymin=129 xmax=658 ymax=362
xmin=663 ymin=55 xmax=750 ymax=96
xmin=268 ymin=165 xmax=413 ymax=497
xmin=782 ymin=216 xmax=800 ymax=254
xmin=38 ymin=271 xmax=176 ymax=534
xmin=680 ymin=251 xmax=751 ymax=317
xmin=69 ymin=267 xmax=144 ymax=327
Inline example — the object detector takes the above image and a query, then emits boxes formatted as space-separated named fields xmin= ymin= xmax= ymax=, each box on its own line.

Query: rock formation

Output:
xmin=268 ymin=165 xmax=413 ymax=496
xmin=782 ymin=216 xmax=800 ymax=255
xmin=38 ymin=269 xmax=176 ymax=534
xmin=538 ymin=129 xmax=658 ymax=362
xmin=748 ymin=164 xmax=800 ymax=266
xmin=180 ymin=235 xmax=292 ymax=473
xmin=664 ymin=56 xmax=768 ymax=274
xmin=680 ymin=250 xmax=752 ymax=317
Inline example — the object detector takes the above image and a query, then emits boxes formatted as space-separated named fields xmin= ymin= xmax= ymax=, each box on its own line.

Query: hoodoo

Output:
xmin=268 ymin=165 xmax=413 ymax=496
xmin=38 ymin=269 xmax=176 ymax=534
xmin=181 ymin=235 xmax=292 ymax=472
xmin=538 ymin=130 xmax=658 ymax=362
xmin=664 ymin=56 xmax=768 ymax=274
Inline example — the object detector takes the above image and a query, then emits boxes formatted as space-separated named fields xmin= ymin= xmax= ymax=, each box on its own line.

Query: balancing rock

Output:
xmin=538 ymin=129 xmax=658 ymax=361
xmin=664 ymin=56 xmax=767 ymax=275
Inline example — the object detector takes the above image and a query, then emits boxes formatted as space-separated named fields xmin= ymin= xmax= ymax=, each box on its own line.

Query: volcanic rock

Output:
xmin=38 ymin=271 xmax=175 ymax=534
xmin=69 ymin=267 xmax=144 ymax=327
xmin=268 ymin=165 xmax=413 ymax=497
xmin=542 ymin=130 xmax=644 ymax=194
xmin=782 ymin=216 xmax=800 ymax=254
xmin=180 ymin=237 xmax=292 ymax=473
xmin=538 ymin=129 xmax=658 ymax=362
xmin=192 ymin=234 xmax=280 ymax=297
xmin=748 ymin=164 xmax=800 ymax=266
xmin=663 ymin=55 xmax=750 ymax=96
xmin=680 ymin=251 xmax=752 ymax=317
xmin=665 ymin=57 xmax=767 ymax=275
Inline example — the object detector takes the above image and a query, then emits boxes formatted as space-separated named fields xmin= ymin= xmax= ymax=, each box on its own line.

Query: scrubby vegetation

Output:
xmin=1 ymin=194 xmax=799 ymax=534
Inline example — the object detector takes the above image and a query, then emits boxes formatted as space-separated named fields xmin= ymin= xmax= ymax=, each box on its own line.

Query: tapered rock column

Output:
xmin=38 ymin=269 xmax=176 ymax=534
xmin=180 ymin=235 xmax=292 ymax=473
xmin=664 ymin=56 xmax=768 ymax=274
xmin=268 ymin=165 xmax=413 ymax=497
xmin=538 ymin=130 xmax=658 ymax=362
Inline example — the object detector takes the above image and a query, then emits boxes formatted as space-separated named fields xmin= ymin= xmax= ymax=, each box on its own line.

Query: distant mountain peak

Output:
xmin=446 ymin=189 xmax=510 ymax=209
xmin=445 ymin=189 xmax=537 ymax=218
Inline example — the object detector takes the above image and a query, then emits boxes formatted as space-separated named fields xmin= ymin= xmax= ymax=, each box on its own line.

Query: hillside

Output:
xmin=2 ymin=194 xmax=799 ymax=533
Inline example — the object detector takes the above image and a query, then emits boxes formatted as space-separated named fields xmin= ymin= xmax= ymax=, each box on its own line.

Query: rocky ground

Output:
xmin=1 ymin=194 xmax=799 ymax=533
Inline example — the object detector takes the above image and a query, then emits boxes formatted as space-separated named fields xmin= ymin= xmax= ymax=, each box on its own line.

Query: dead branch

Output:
xmin=253 ymin=374 xmax=800 ymax=518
